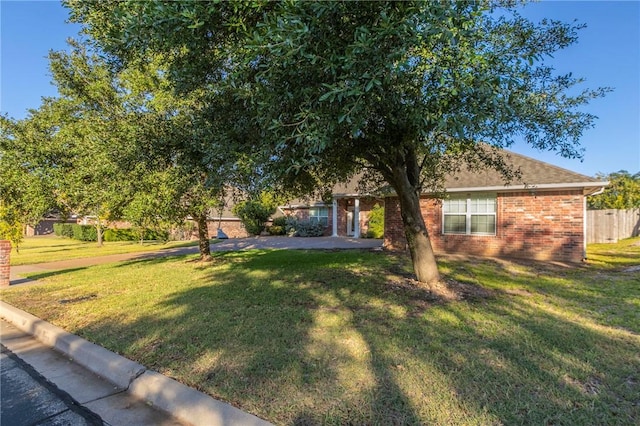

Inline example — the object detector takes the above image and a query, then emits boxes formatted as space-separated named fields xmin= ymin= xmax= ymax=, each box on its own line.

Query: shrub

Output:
xmin=272 ymin=216 xmax=288 ymax=227
xmin=268 ymin=225 xmax=285 ymax=235
xmin=104 ymin=228 xmax=135 ymax=242
xmin=103 ymin=228 xmax=168 ymax=242
xmin=365 ymin=204 xmax=384 ymax=239
xmin=142 ymin=228 xmax=168 ymax=241
xmin=53 ymin=223 xmax=74 ymax=238
xmin=293 ymin=221 xmax=325 ymax=237
xmin=285 ymin=216 xmax=298 ymax=236
xmin=72 ymin=224 xmax=98 ymax=242
xmin=233 ymin=200 xmax=276 ymax=236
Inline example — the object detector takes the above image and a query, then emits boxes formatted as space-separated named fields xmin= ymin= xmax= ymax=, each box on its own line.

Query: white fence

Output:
xmin=587 ymin=208 xmax=640 ymax=243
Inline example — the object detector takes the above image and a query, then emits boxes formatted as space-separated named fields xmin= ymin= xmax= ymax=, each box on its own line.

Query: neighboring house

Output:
xmin=275 ymin=150 xmax=606 ymax=263
xmin=25 ymin=213 xmax=76 ymax=236
xmin=205 ymin=204 xmax=251 ymax=239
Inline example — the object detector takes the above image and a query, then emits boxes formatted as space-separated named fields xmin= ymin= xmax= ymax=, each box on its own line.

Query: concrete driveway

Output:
xmin=8 ymin=237 xmax=383 ymax=285
xmin=210 ymin=236 xmax=383 ymax=251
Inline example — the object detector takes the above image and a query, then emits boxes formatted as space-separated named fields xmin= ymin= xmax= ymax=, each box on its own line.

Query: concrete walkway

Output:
xmin=211 ymin=236 xmax=383 ymax=251
xmin=9 ymin=236 xmax=382 ymax=285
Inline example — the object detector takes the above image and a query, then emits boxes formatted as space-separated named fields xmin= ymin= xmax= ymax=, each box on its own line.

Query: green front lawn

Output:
xmin=8 ymin=236 xmax=198 ymax=266
xmin=2 ymin=239 xmax=639 ymax=425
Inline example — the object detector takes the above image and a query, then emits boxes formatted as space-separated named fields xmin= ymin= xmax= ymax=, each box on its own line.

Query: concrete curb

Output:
xmin=0 ymin=301 xmax=272 ymax=426
xmin=130 ymin=371 xmax=268 ymax=426
xmin=0 ymin=301 xmax=145 ymax=390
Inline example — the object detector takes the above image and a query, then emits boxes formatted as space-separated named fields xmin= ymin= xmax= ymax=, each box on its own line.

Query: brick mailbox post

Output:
xmin=0 ymin=240 xmax=10 ymax=287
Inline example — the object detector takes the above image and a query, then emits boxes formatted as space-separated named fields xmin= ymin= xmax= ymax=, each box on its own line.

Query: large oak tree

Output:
xmin=67 ymin=1 xmax=608 ymax=284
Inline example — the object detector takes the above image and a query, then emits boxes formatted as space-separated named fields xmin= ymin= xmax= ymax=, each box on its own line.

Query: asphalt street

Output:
xmin=1 ymin=344 xmax=104 ymax=426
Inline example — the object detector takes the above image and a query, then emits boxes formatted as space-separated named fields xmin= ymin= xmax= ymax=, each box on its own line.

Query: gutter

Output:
xmin=376 ymin=181 xmax=609 ymax=197
xmin=440 ymin=181 xmax=608 ymax=194
xmin=583 ymin=185 xmax=607 ymax=196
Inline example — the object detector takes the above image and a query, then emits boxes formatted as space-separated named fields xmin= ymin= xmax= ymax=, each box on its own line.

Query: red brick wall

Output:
xmin=281 ymin=207 xmax=333 ymax=236
xmin=0 ymin=240 xmax=10 ymax=287
xmin=384 ymin=190 xmax=585 ymax=263
xmin=335 ymin=198 xmax=383 ymax=237
xmin=207 ymin=219 xmax=250 ymax=238
xmin=384 ymin=197 xmax=406 ymax=249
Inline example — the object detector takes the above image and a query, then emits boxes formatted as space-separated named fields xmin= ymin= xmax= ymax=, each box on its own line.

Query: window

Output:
xmin=443 ymin=195 xmax=496 ymax=235
xmin=309 ymin=207 xmax=329 ymax=227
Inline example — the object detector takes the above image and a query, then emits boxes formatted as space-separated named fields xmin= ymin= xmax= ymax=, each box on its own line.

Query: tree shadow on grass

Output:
xmin=14 ymin=268 xmax=88 ymax=284
xmin=51 ymin=250 xmax=639 ymax=425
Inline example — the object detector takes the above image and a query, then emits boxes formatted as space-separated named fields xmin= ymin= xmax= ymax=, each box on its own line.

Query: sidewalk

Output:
xmin=0 ymin=302 xmax=271 ymax=426
xmin=1 ymin=319 xmax=179 ymax=426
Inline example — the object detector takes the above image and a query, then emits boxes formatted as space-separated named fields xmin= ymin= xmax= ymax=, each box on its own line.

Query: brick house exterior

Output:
xmin=70 ymin=149 xmax=598 ymax=260
xmin=383 ymin=151 xmax=606 ymax=263
xmin=384 ymin=189 xmax=588 ymax=262
xmin=277 ymin=175 xmax=385 ymax=238
xmin=280 ymin=196 xmax=383 ymax=237
xmin=212 ymin=151 xmax=604 ymax=264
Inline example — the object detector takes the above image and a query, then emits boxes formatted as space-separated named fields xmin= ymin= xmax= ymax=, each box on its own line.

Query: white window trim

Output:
xmin=309 ymin=207 xmax=329 ymax=227
xmin=442 ymin=194 xmax=497 ymax=236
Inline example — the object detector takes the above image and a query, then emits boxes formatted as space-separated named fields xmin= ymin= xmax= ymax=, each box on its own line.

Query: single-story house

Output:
xmin=60 ymin=149 xmax=603 ymax=264
xmin=272 ymin=150 xmax=606 ymax=263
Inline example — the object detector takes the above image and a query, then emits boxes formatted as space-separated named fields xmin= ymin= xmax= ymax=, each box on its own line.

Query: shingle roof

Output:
xmin=444 ymin=149 xmax=601 ymax=189
xmin=331 ymin=178 xmax=363 ymax=196
xmin=284 ymin=149 xmax=605 ymax=206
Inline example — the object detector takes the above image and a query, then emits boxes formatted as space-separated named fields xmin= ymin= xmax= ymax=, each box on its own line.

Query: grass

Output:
xmin=2 ymin=238 xmax=639 ymax=425
xmin=8 ymin=236 xmax=199 ymax=266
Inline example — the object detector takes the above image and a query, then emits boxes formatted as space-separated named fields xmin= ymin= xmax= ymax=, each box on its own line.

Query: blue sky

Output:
xmin=1 ymin=0 xmax=639 ymax=177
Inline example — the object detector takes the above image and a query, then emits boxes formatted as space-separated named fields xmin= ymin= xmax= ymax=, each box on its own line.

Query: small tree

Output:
xmin=0 ymin=203 xmax=24 ymax=251
xmin=233 ymin=200 xmax=276 ymax=236
xmin=0 ymin=115 xmax=57 ymax=251
xmin=366 ymin=204 xmax=385 ymax=239
xmin=588 ymin=171 xmax=640 ymax=210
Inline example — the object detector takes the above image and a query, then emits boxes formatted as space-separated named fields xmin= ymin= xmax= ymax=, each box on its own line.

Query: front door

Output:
xmin=346 ymin=208 xmax=355 ymax=236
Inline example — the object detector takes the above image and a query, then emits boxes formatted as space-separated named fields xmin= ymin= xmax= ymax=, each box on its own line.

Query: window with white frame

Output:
xmin=443 ymin=195 xmax=496 ymax=235
xmin=309 ymin=207 xmax=329 ymax=227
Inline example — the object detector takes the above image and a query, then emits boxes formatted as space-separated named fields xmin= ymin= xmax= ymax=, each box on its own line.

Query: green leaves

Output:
xmin=59 ymin=0 xmax=610 ymax=277
xmin=589 ymin=171 xmax=640 ymax=210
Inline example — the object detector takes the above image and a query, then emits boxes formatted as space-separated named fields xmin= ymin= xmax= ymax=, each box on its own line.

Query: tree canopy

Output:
xmin=588 ymin=171 xmax=640 ymax=210
xmin=63 ymin=0 xmax=608 ymax=283
xmin=0 ymin=115 xmax=56 ymax=248
xmin=3 ymin=36 xmax=259 ymax=258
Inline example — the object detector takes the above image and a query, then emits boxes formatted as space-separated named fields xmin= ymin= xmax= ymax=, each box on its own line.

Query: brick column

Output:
xmin=0 ymin=240 xmax=10 ymax=287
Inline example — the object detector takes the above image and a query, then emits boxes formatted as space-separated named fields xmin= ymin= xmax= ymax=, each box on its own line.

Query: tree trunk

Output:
xmin=386 ymin=153 xmax=440 ymax=286
xmin=396 ymin=183 xmax=440 ymax=285
xmin=96 ymin=218 xmax=103 ymax=247
xmin=196 ymin=212 xmax=212 ymax=261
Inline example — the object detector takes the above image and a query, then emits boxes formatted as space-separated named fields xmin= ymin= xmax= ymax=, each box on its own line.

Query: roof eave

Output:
xmin=378 ymin=181 xmax=609 ymax=197
xmin=443 ymin=181 xmax=608 ymax=194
